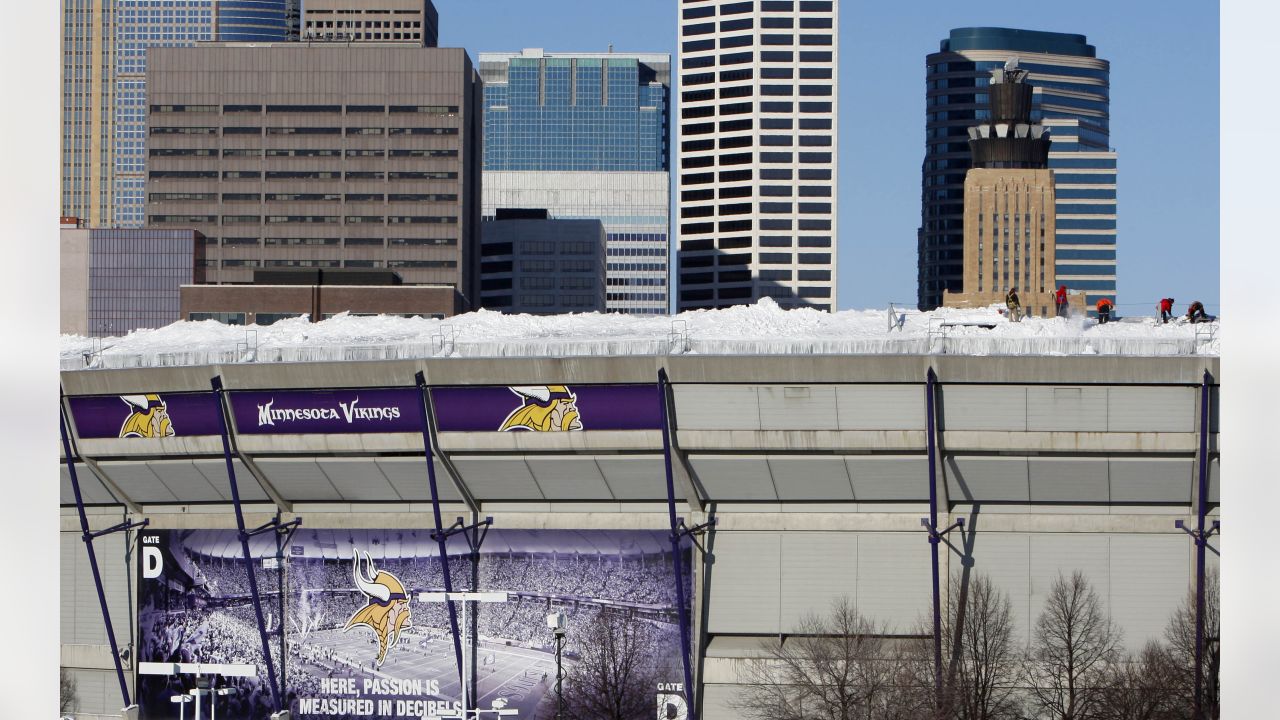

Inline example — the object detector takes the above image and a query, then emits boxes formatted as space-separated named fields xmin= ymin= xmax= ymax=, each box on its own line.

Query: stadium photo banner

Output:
xmin=431 ymin=384 xmax=663 ymax=432
xmin=229 ymin=388 xmax=425 ymax=435
xmin=136 ymin=527 xmax=691 ymax=719
xmin=66 ymin=392 xmax=222 ymax=439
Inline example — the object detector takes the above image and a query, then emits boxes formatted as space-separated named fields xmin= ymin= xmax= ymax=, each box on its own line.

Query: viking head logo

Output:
xmin=344 ymin=550 xmax=411 ymax=667
xmin=499 ymin=386 xmax=583 ymax=432
xmin=118 ymin=394 xmax=174 ymax=438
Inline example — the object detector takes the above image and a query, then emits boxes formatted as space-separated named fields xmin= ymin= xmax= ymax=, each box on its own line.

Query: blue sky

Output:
xmin=434 ymin=0 xmax=1220 ymax=313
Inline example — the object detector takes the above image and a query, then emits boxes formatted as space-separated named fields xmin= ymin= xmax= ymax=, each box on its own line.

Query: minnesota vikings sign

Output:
xmin=433 ymin=383 xmax=663 ymax=432
xmin=118 ymin=394 xmax=174 ymax=438
xmin=499 ymin=386 xmax=583 ymax=432
xmin=66 ymin=392 xmax=223 ymax=439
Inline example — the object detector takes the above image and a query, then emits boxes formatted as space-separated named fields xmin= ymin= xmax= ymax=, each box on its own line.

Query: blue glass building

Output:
xmin=921 ymin=28 xmax=1117 ymax=312
xmin=480 ymin=50 xmax=670 ymax=314
xmin=108 ymin=0 xmax=298 ymax=227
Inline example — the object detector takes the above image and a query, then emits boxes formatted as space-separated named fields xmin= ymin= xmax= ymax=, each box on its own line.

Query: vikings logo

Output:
xmin=499 ymin=386 xmax=583 ymax=432
xmin=118 ymin=394 xmax=174 ymax=438
xmin=344 ymin=550 xmax=411 ymax=668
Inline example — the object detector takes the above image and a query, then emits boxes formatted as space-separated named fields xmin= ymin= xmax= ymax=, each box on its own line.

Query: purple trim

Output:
xmin=432 ymin=384 xmax=662 ymax=432
xmin=67 ymin=392 xmax=222 ymax=438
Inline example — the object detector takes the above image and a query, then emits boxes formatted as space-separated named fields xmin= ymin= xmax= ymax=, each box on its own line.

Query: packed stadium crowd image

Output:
xmin=57 ymin=353 xmax=1220 ymax=719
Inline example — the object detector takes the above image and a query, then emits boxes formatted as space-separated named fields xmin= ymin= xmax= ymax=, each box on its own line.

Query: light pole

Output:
xmin=547 ymin=611 xmax=566 ymax=720
xmin=170 ymin=694 xmax=193 ymax=720
xmin=211 ymin=687 xmax=237 ymax=720
xmin=418 ymin=590 xmax=510 ymax=717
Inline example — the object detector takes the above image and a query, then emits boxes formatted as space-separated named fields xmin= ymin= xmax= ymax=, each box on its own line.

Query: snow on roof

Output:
xmin=60 ymin=298 xmax=1219 ymax=371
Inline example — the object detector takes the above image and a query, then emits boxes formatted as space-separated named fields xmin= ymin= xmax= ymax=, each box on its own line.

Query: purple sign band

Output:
xmin=230 ymin=388 xmax=424 ymax=435
xmin=431 ymin=384 xmax=662 ymax=432
xmin=67 ymin=393 xmax=222 ymax=439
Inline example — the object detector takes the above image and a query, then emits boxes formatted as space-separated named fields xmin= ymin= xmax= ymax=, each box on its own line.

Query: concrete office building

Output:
xmin=920 ymin=27 xmax=1117 ymax=311
xmin=302 ymin=0 xmax=438 ymax=45
xmin=61 ymin=1 xmax=299 ymax=227
xmin=480 ymin=49 xmax=670 ymax=314
xmin=480 ymin=211 xmax=607 ymax=314
xmin=676 ymin=0 xmax=839 ymax=312
xmin=144 ymin=43 xmax=483 ymax=309
xmin=60 ymin=219 xmax=205 ymax=337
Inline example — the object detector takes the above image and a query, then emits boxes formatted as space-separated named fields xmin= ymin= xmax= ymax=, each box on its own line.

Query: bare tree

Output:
xmin=562 ymin=610 xmax=664 ymax=720
xmin=1162 ymin=569 xmax=1220 ymax=719
xmin=59 ymin=667 xmax=77 ymax=715
xmin=942 ymin=575 xmax=1022 ymax=720
xmin=1022 ymin=571 xmax=1121 ymax=720
xmin=733 ymin=596 xmax=912 ymax=720
xmin=1093 ymin=641 xmax=1181 ymax=720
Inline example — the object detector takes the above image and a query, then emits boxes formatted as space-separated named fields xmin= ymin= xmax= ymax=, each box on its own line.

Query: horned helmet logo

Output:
xmin=118 ymin=394 xmax=174 ymax=438
xmin=344 ymin=550 xmax=411 ymax=667
xmin=499 ymin=386 xmax=583 ymax=432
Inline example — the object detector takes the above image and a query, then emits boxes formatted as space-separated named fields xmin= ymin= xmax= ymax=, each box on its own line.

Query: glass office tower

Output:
xmin=480 ymin=50 xmax=671 ymax=315
xmin=920 ymin=27 xmax=1117 ymax=311
xmin=61 ymin=1 xmax=298 ymax=227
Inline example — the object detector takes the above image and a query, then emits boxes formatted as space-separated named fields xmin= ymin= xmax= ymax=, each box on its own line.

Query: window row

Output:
xmin=150 ymin=215 xmax=458 ymax=225
xmin=151 ymin=126 xmax=459 ymax=136
xmin=150 ymin=192 xmax=457 ymax=202
xmin=201 ymin=237 xmax=457 ymax=247
xmin=152 ymin=104 xmax=458 ymax=114
xmin=149 ymin=170 xmax=459 ymax=180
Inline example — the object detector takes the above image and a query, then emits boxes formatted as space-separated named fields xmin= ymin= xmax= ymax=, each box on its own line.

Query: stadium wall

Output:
xmin=58 ymin=354 xmax=1220 ymax=718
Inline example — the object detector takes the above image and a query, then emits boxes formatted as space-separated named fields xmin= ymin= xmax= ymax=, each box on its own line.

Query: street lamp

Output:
xmin=211 ymin=687 xmax=237 ymax=720
xmin=170 ymin=694 xmax=193 ymax=720
xmin=547 ymin=611 xmax=567 ymax=720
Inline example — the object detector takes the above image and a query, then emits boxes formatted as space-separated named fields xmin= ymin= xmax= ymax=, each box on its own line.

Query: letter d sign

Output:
xmin=142 ymin=546 xmax=163 ymax=579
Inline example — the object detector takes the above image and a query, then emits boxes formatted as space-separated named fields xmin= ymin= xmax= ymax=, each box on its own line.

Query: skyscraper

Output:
xmin=61 ymin=1 xmax=299 ymax=227
xmin=676 ymin=0 xmax=839 ymax=312
xmin=920 ymin=27 xmax=1117 ymax=311
xmin=479 ymin=49 xmax=670 ymax=315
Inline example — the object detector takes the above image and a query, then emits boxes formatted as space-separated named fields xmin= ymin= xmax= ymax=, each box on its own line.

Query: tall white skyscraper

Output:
xmin=676 ymin=0 xmax=838 ymax=311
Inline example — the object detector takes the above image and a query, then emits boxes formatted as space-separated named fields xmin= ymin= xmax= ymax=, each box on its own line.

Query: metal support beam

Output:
xmin=207 ymin=379 xmax=292 ymax=512
xmin=659 ymin=374 xmax=707 ymax=512
xmin=1176 ymin=369 xmax=1219 ymax=720
xmin=420 ymin=378 xmax=479 ymax=514
xmin=413 ymin=370 xmax=466 ymax=691
xmin=211 ymin=376 xmax=288 ymax=713
xmin=60 ymin=400 xmax=149 ymax=709
xmin=658 ymin=368 xmax=700 ymax=720
xmin=924 ymin=367 xmax=948 ymax=707
xmin=80 ymin=457 xmax=143 ymax=515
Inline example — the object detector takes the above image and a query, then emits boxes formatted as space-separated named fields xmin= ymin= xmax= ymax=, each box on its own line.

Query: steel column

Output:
xmin=658 ymin=368 xmax=698 ymax=720
xmin=1194 ymin=370 xmax=1211 ymax=719
xmin=926 ymin=368 xmax=944 ymax=701
xmin=211 ymin=376 xmax=283 ymax=712
xmin=60 ymin=402 xmax=147 ymax=708
xmin=413 ymin=371 xmax=465 ymax=690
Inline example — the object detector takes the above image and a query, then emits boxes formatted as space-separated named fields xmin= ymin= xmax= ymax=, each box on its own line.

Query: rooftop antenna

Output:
xmin=608 ymin=43 xmax=613 ymax=53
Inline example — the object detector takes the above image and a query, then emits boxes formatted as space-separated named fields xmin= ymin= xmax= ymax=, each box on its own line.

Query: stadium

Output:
xmin=58 ymin=308 xmax=1221 ymax=719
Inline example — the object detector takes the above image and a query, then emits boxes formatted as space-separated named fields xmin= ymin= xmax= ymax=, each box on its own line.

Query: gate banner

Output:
xmin=229 ymin=389 xmax=425 ymax=435
xmin=67 ymin=393 xmax=222 ymax=439
xmin=137 ymin=528 xmax=690 ymax=719
xmin=431 ymin=384 xmax=662 ymax=432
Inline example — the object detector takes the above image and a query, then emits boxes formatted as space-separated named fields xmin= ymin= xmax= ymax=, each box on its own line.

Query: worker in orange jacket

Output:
xmin=1096 ymin=297 xmax=1114 ymax=324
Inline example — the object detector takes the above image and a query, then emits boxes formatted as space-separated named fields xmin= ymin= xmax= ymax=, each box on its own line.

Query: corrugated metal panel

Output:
xmin=98 ymin=462 xmax=178 ymax=504
xmin=1028 ymin=457 xmax=1109 ymax=503
xmin=61 ymin=532 xmax=131 ymax=647
xmin=595 ymin=456 xmax=668 ymax=500
xmin=672 ymin=385 xmax=761 ymax=430
xmin=375 ymin=457 xmax=460 ymax=502
xmin=957 ymin=532 xmax=1033 ymax=647
xmin=690 ymin=455 xmax=776 ymax=501
xmin=1028 ymin=534 xmax=1110 ymax=627
xmin=1109 ymin=534 xmax=1190 ymax=650
xmin=525 ymin=457 xmax=613 ymax=500
xmin=707 ymin=532 xmax=781 ymax=634
xmin=769 ymin=456 xmax=853 ymax=501
xmin=1109 ymin=458 xmax=1193 ymax=503
xmin=847 ymin=456 xmax=929 ymax=501
xmin=60 ymin=464 xmax=119 ymax=505
xmin=254 ymin=458 xmax=342 ymax=501
xmin=193 ymin=458 xmax=270 ymax=502
xmin=450 ymin=457 xmax=544 ymax=500
xmin=1026 ymin=386 xmax=1108 ymax=431
xmin=67 ymin=668 xmax=115 ymax=717
xmin=1208 ymin=458 xmax=1219 ymax=503
xmin=758 ymin=385 xmax=839 ymax=430
xmin=1107 ymin=387 xmax=1195 ymax=432
xmin=857 ymin=533 xmax=930 ymax=629
xmin=701 ymin=684 xmax=751 ymax=720
xmin=836 ymin=385 xmax=925 ymax=430
xmin=316 ymin=458 xmax=400 ymax=501
xmin=780 ymin=532 xmax=858 ymax=630
xmin=148 ymin=459 xmax=226 ymax=502
xmin=942 ymin=385 xmax=1027 ymax=431
xmin=946 ymin=457 xmax=1030 ymax=502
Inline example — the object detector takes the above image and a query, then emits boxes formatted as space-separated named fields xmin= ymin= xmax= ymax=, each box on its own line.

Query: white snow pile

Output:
xmin=59 ymin=298 xmax=1220 ymax=371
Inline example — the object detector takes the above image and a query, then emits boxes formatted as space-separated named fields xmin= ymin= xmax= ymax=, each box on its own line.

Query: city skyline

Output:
xmin=436 ymin=0 xmax=1219 ymax=313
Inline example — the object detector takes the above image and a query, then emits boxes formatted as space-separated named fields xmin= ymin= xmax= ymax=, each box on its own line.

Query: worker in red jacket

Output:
xmin=1055 ymin=285 xmax=1069 ymax=317
xmin=1096 ymin=297 xmax=1114 ymax=324
xmin=1158 ymin=297 xmax=1174 ymax=323
xmin=1187 ymin=301 xmax=1208 ymax=323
